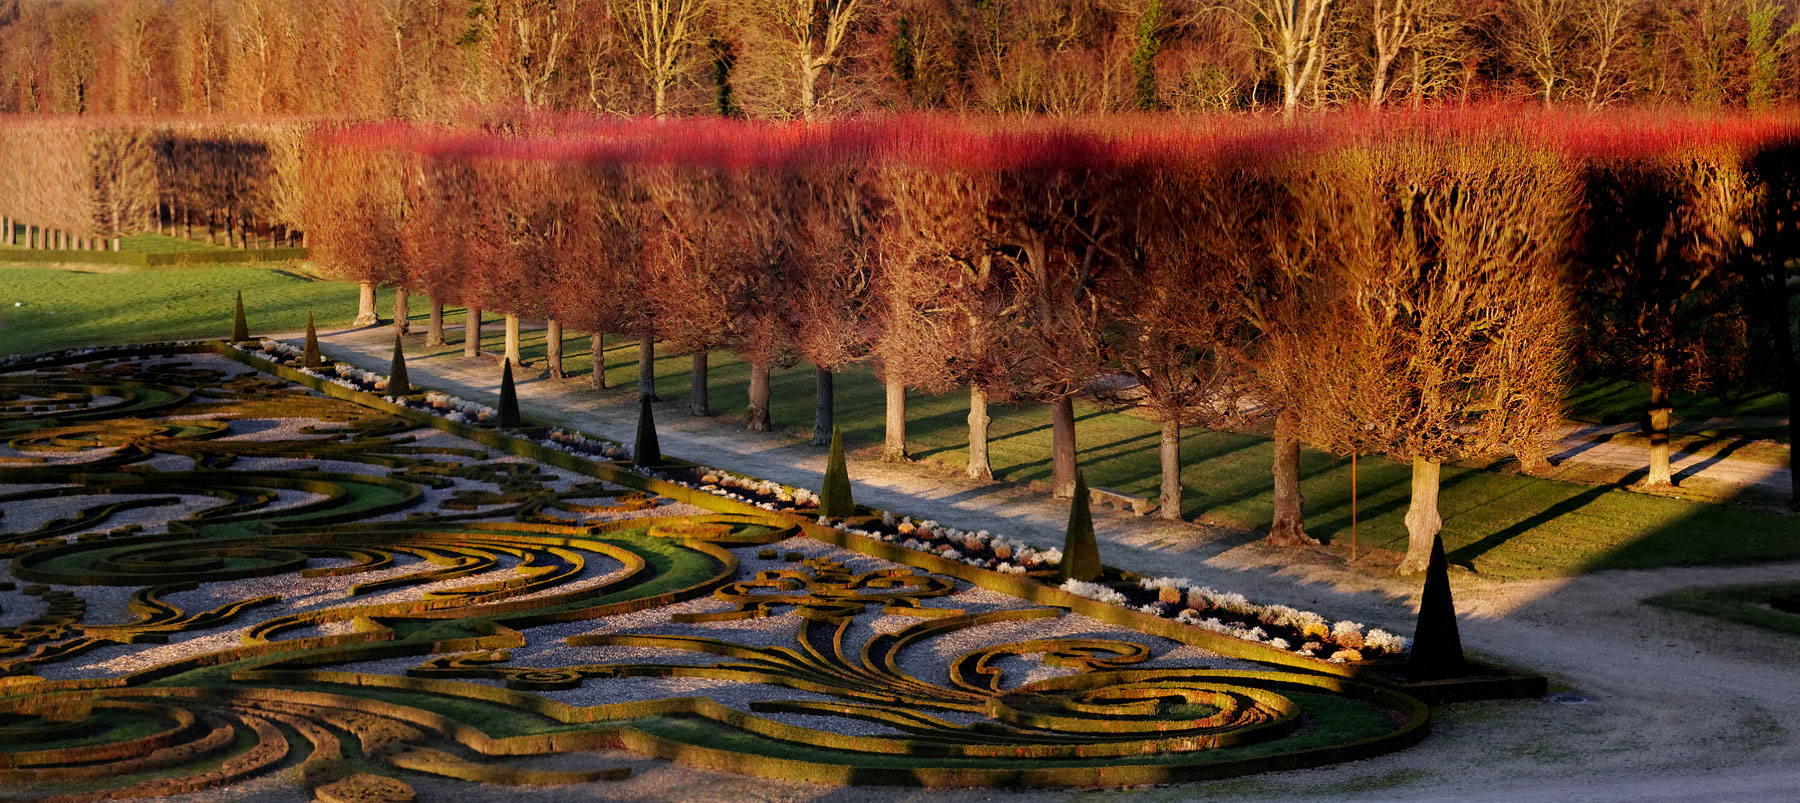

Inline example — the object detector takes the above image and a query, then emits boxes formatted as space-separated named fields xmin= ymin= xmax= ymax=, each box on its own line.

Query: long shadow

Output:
xmin=1551 ymin=428 xmax=1619 ymax=464
xmin=1445 ymin=485 xmax=1613 ymax=569
xmin=1672 ymin=437 xmax=1756 ymax=485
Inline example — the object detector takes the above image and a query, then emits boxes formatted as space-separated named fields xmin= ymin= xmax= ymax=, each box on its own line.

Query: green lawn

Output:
xmin=1567 ymin=378 xmax=1789 ymax=427
xmin=0 ymin=263 xmax=360 ymax=356
xmin=461 ymin=320 xmax=1800 ymax=581
xmin=6 ymin=264 xmax=1800 ymax=581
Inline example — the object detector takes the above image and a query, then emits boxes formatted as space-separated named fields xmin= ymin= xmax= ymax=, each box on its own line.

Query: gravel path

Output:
xmin=1552 ymin=421 xmax=1792 ymax=494
xmin=256 ymin=324 xmax=1800 ymax=802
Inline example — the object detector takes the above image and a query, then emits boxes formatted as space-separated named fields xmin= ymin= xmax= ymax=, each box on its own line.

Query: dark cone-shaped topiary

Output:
xmin=1407 ymin=531 xmax=1466 ymax=681
xmin=498 ymin=359 xmax=522 ymax=428
xmin=302 ymin=313 xmax=322 ymax=369
xmin=633 ymin=393 xmax=661 ymax=468
xmin=818 ymin=425 xmax=854 ymax=519
xmin=231 ymin=290 xmax=249 ymax=342
xmin=387 ymin=334 xmax=410 ymax=397
xmin=1057 ymin=471 xmax=1102 ymax=583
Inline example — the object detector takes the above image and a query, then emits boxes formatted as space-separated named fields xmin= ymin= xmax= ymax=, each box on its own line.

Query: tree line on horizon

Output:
xmin=285 ymin=113 xmax=1800 ymax=574
xmin=6 ymin=0 xmax=1800 ymax=120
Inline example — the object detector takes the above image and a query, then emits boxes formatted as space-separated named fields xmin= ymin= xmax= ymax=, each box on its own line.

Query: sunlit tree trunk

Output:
xmin=883 ymin=374 xmax=908 ymax=462
xmin=1159 ymin=418 xmax=1182 ymax=520
xmin=1646 ymin=352 xmax=1674 ymax=486
xmin=1050 ymin=396 xmax=1077 ymax=498
xmin=637 ymin=334 xmax=657 ymax=401
xmin=546 ymin=319 xmax=565 ymax=379
xmin=747 ymin=360 xmax=772 ymax=431
xmin=967 ymin=384 xmax=993 ymax=480
xmin=504 ymin=314 xmax=522 ymax=366
xmin=691 ymin=350 xmax=711 ymax=416
xmin=813 ymin=366 xmax=834 ymax=446
xmin=393 ymin=287 xmax=410 ymax=336
xmin=1267 ymin=409 xmax=1311 ymax=545
xmin=427 ymin=299 xmax=446 ymax=346
xmin=355 ymin=282 xmax=378 ymax=327
xmin=464 ymin=307 xmax=482 ymax=358
xmin=1400 ymin=457 xmax=1443 ymax=573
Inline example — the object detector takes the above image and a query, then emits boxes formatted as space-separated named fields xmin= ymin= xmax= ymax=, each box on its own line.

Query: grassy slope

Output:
xmin=5 ymin=266 xmax=1798 ymax=580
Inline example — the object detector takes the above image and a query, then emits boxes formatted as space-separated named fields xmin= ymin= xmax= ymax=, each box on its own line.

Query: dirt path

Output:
xmin=265 ymin=326 xmax=1800 ymax=802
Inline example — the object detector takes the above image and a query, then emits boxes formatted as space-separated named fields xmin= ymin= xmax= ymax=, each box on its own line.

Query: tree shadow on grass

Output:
xmin=1445 ymin=484 xmax=1612 ymax=570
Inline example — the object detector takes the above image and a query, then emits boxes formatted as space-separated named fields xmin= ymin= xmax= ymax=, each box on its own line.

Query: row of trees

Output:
xmin=8 ymin=0 xmax=1800 ymax=119
xmin=0 ymin=117 xmax=307 ymax=240
xmin=305 ymin=113 xmax=1800 ymax=572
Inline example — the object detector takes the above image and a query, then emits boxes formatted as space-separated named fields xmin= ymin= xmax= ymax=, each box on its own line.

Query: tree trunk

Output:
xmin=504 ymin=314 xmax=522 ymax=366
xmin=393 ymin=287 xmax=410 ymax=336
xmin=1266 ymin=409 xmax=1312 ymax=545
xmin=427 ymin=299 xmax=446 ymax=346
xmin=812 ymin=365 xmax=834 ymax=446
xmin=883 ymin=373 xmax=909 ymax=462
xmin=1159 ymin=417 xmax=1182 ymax=520
xmin=590 ymin=333 xmax=607 ymax=390
xmin=355 ymin=282 xmax=378 ymax=327
xmin=967 ymin=384 xmax=993 ymax=480
xmin=1051 ymin=395 xmax=1076 ymax=498
xmin=463 ymin=307 xmax=482 ymax=358
xmin=1777 ymin=268 xmax=1800 ymax=510
xmin=747 ymin=360 xmax=772 ymax=431
xmin=1646 ymin=355 xmax=1674 ymax=487
xmin=690 ymin=350 xmax=711 ymax=416
xmin=637 ymin=334 xmax=657 ymax=401
xmin=546 ymin=319 xmax=564 ymax=379
xmin=1399 ymin=457 xmax=1443 ymax=574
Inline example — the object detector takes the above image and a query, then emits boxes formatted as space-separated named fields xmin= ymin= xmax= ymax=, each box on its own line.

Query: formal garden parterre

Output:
xmin=0 ymin=341 xmax=1451 ymax=799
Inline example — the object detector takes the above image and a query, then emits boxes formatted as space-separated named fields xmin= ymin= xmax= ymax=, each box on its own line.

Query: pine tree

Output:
xmin=302 ymin=312 xmax=322 ymax=369
xmin=1407 ymin=532 xmax=1466 ymax=680
xmin=633 ymin=393 xmax=661 ymax=468
xmin=1058 ymin=471 xmax=1102 ymax=583
xmin=387 ymin=334 xmax=410 ymax=397
xmin=231 ymin=290 xmax=249 ymax=342
xmin=819 ymin=425 xmax=854 ymax=518
xmin=498 ymin=359 xmax=522 ymax=428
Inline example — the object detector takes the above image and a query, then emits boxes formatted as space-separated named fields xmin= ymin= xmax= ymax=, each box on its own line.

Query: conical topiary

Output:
xmin=1058 ymin=470 xmax=1101 ymax=583
xmin=498 ymin=359 xmax=521 ymax=428
xmin=818 ymin=425 xmax=854 ymax=519
xmin=1407 ymin=532 xmax=1466 ymax=681
xmin=231 ymin=290 xmax=249 ymax=342
xmin=302 ymin=312 xmax=322 ymax=369
xmin=387 ymin=334 xmax=410 ymax=397
xmin=633 ymin=393 xmax=661 ymax=468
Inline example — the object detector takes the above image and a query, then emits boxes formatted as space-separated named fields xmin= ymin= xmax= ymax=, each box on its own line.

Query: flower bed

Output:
xmin=1065 ymin=577 xmax=1407 ymax=662
xmin=655 ymin=466 xmax=821 ymax=513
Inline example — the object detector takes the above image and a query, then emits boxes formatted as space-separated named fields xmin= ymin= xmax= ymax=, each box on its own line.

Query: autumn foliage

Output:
xmin=287 ymin=109 xmax=1800 ymax=568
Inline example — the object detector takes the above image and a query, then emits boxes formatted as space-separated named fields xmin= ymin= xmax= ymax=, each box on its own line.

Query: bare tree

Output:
xmin=734 ymin=0 xmax=872 ymax=119
xmin=1573 ymin=0 xmax=1638 ymax=108
xmin=1580 ymin=151 xmax=1755 ymax=489
xmin=609 ymin=0 xmax=709 ymax=116
xmin=1236 ymin=0 xmax=1335 ymax=119
xmin=1321 ymin=143 xmax=1581 ymax=573
xmin=1506 ymin=0 xmax=1571 ymax=104
xmin=1369 ymin=0 xmax=1417 ymax=108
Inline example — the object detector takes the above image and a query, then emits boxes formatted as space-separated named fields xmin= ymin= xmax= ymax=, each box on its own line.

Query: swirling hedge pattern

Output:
xmin=0 ymin=344 xmax=1428 ymax=799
